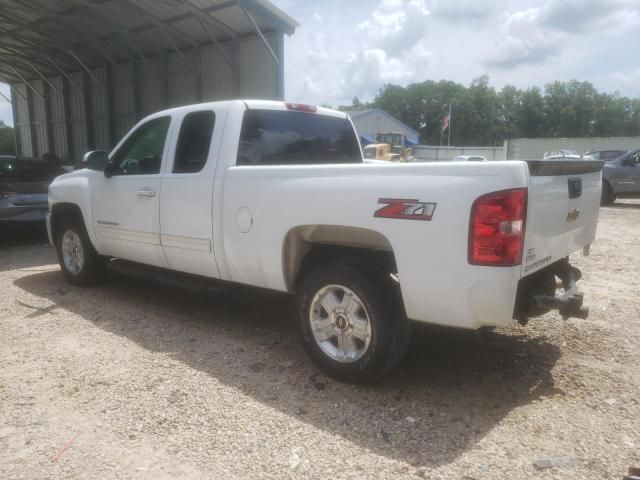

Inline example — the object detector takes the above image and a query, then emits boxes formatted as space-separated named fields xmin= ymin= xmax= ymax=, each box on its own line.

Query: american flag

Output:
xmin=441 ymin=112 xmax=451 ymax=133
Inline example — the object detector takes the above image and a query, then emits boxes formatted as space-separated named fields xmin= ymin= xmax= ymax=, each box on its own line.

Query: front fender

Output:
xmin=48 ymin=170 xmax=100 ymax=252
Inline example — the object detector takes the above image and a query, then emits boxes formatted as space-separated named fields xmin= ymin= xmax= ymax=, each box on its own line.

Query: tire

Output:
xmin=296 ymin=259 xmax=411 ymax=383
xmin=601 ymin=181 xmax=616 ymax=206
xmin=56 ymin=217 xmax=106 ymax=286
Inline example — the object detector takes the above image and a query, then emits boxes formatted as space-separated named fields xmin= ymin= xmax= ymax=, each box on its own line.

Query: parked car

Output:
xmin=584 ymin=150 xmax=628 ymax=161
xmin=601 ymin=148 xmax=640 ymax=205
xmin=48 ymin=100 xmax=602 ymax=382
xmin=452 ymin=155 xmax=487 ymax=162
xmin=543 ymin=150 xmax=583 ymax=160
xmin=0 ymin=155 xmax=65 ymax=230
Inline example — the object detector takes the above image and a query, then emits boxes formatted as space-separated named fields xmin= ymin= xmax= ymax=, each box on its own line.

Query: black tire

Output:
xmin=601 ymin=181 xmax=615 ymax=206
xmin=55 ymin=217 xmax=106 ymax=286
xmin=296 ymin=259 xmax=411 ymax=383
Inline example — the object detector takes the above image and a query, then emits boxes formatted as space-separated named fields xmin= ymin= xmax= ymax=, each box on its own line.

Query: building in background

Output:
xmin=345 ymin=109 xmax=421 ymax=145
xmin=0 ymin=0 xmax=298 ymax=163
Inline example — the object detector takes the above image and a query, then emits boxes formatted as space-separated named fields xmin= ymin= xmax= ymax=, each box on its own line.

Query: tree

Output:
xmin=0 ymin=120 xmax=16 ymax=155
xmin=367 ymin=77 xmax=640 ymax=145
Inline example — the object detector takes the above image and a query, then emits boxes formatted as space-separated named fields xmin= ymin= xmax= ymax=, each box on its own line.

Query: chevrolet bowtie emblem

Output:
xmin=566 ymin=208 xmax=580 ymax=222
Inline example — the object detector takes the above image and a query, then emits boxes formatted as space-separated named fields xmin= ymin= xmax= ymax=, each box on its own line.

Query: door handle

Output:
xmin=137 ymin=189 xmax=156 ymax=198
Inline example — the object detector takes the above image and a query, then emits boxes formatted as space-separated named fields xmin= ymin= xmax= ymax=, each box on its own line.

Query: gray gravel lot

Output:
xmin=1 ymin=202 xmax=639 ymax=479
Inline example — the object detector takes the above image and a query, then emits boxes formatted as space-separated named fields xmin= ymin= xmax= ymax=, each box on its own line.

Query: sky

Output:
xmin=1 ymin=0 xmax=639 ymax=125
xmin=273 ymin=0 xmax=640 ymax=106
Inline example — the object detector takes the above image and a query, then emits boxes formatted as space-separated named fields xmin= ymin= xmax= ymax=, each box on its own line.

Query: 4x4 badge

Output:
xmin=374 ymin=198 xmax=437 ymax=221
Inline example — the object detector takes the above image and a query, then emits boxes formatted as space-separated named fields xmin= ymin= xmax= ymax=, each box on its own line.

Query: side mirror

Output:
xmin=83 ymin=150 xmax=109 ymax=171
xmin=103 ymin=161 xmax=117 ymax=179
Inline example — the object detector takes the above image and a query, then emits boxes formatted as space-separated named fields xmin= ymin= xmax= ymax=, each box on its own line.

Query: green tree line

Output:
xmin=0 ymin=120 xmax=16 ymax=155
xmin=341 ymin=76 xmax=640 ymax=146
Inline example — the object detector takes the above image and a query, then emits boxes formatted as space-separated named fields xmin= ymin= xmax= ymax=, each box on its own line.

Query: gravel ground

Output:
xmin=1 ymin=202 xmax=639 ymax=480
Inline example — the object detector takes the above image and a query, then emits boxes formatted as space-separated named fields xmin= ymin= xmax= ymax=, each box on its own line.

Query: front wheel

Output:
xmin=56 ymin=218 xmax=106 ymax=286
xmin=296 ymin=261 xmax=411 ymax=383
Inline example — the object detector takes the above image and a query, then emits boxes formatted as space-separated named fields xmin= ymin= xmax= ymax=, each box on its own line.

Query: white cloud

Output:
xmin=539 ymin=0 xmax=640 ymax=34
xmin=487 ymin=8 xmax=567 ymax=69
xmin=356 ymin=0 xmax=431 ymax=57
xmin=430 ymin=0 xmax=503 ymax=21
xmin=342 ymin=43 xmax=432 ymax=99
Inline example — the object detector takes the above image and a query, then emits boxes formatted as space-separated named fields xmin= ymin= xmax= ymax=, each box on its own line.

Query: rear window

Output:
xmin=0 ymin=157 xmax=65 ymax=182
xmin=237 ymin=109 xmax=361 ymax=166
xmin=601 ymin=150 xmax=626 ymax=160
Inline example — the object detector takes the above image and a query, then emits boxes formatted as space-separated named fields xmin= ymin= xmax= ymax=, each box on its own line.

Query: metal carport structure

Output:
xmin=0 ymin=0 xmax=298 ymax=163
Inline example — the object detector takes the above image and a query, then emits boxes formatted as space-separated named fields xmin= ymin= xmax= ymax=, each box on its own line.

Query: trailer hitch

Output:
xmin=515 ymin=258 xmax=589 ymax=324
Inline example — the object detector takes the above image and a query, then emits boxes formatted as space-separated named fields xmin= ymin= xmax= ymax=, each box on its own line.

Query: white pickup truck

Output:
xmin=47 ymin=100 xmax=603 ymax=382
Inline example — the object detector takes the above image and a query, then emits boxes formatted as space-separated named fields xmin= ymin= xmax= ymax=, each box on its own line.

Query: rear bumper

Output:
xmin=0 ymin=206 xmax=48 ymax=227
xmin=514 ymin=258 xmax=588 ymax=323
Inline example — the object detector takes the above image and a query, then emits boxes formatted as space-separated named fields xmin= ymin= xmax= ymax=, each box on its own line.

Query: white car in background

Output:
xmin=544 ymin=150 xmax=595 ymax=160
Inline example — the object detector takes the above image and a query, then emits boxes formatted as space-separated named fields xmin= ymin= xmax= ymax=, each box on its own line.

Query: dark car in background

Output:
xmin=600 ymin=148 xmax=640 ymax=205
xmin=584 ymin=150 xmax=628 ymax=161
xmin=0 ymin=156 xmax=66 ymax=230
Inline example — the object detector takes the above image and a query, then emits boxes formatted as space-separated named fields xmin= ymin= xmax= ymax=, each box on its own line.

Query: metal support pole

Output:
xmin=82 ymin=71 xmax=95 ymax=150
xmin=240 ymin=6 xmax=279 ymax=64
xmin=27 ymin=61 xmax=63 ymax=96
xmin=8 ymin=66 xmax=45 ymax=100
xmin=46 ymin=55 xmax=84 ymax=93
xmin=68 ymin=49 xmax=107 ymax=90
xmin=159 ymin=30 xmax=197 ymax=76
xmin=61 ymin=76 xmax=75 ymax=162
xmin=196 ymin=17 xmax=232 ymax=66
xmin=276 ymin=31 xmax=285 ymax=100
xmin=42 ymin=80 xmax=55 ymax=154
xmin=232 ymin=37 xmax=241 ymax=97
xmin=25 ymin=80 xmax=38 ymax=157
xmin=0 ymin=73 xmax=28 ymax=101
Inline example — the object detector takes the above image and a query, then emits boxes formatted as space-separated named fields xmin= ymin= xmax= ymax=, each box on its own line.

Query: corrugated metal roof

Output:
xmin=0 ymin=0 xmax=298 ymax=84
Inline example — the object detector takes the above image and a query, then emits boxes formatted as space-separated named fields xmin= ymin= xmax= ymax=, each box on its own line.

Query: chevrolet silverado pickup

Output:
xmin=47 ymin=100 xmax=603 ymax=382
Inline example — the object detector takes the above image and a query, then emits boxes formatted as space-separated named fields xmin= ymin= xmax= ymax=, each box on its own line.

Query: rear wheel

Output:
xmin=56 ymin=217 xmax=105 ymax=286
xmin=296 ymin=260 xmax=410 ymax=383
xmin=601 ymin=181 xmax=615 ymax=206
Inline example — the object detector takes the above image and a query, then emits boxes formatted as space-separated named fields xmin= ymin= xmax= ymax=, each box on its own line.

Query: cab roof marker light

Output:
xmin=285 ymin=103 xmax=317 ymax=113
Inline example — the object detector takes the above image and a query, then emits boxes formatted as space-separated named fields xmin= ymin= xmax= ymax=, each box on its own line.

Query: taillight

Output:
xmin=285 ymin=102 xmax=317 ymax=113
xmin=0 ymin=191 xmax=18 ymax=200
xmin=469 ymin=188 xmax=527 ymax=266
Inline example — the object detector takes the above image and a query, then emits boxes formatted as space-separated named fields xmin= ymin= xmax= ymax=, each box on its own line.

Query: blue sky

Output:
xmin=2 ymin=0 xmax=640 ymax=125
xmin=275 ymin=0 xmax=640 ymax=106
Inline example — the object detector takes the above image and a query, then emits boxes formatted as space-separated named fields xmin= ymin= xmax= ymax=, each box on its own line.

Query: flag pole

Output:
xmin=447 ymin=103 xmax=452 ymax=147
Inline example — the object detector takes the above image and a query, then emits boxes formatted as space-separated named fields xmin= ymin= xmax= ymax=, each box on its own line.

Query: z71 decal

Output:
xmin=374 ymin=198 xmax=437 ymax=221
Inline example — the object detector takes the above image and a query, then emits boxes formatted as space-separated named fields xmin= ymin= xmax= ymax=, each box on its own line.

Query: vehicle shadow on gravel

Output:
xmin=0 ymin=229 xmax=54 ymax=273
xmin=607 ymin=201 xmax=640 ymax=210
xmin=15 ymin=270 xmax=562 ymax=468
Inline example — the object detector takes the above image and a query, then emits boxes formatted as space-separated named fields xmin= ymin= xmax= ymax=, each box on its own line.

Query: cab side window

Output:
xmin=173 ymin=111 xmax=215 ymax=174
xmin=110 ymin=117 xmax=171 ymax=175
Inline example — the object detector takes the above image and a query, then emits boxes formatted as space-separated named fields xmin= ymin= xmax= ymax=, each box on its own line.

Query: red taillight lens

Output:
xmin=469 ymin=188 xmax=527 ymax=266
xmin=0 ymin=191 xmax=18 ymax=200
xmin=285 ymin=102 xmax=317 ymax=113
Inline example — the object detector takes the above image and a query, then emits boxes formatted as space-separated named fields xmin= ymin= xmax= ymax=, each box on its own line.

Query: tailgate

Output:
xmin=521 ymin=160 xmax=603 ymax=277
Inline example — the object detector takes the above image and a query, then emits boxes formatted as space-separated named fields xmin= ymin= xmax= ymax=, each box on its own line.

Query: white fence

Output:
xmin=412 ymin=145 xmax=504 ymax=162
xmin=504 ymin=137 xmax=640 ymax=159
